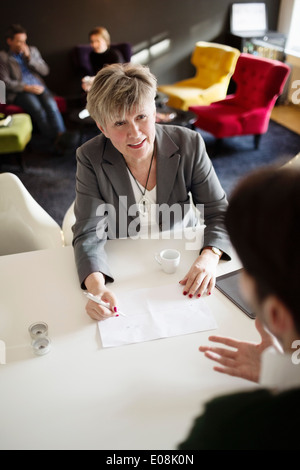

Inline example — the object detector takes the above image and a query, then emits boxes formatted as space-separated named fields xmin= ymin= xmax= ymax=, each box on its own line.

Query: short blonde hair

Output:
xmin=88 ymin=26 xmax=110 ymax=47
xmin=86 ymin=63 xmax=157 ymax=128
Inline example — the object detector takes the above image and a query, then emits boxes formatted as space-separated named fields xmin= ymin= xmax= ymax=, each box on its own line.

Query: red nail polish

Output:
xmin=208 ymin=292 xmax=211 ymax=296
xmin=189 ymin=294 xmax=193 ymax=298
xmin=197 ymin=294 xmax=201 ymax=298
xmin=183 ymin=291 xmax=187 ymax=295
xmin=114 ymin=307 xmax=118 ymax=312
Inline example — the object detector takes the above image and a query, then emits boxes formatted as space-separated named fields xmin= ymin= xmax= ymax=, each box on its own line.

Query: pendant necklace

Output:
xmin=124 ymin=144 xmax=156 ymax=216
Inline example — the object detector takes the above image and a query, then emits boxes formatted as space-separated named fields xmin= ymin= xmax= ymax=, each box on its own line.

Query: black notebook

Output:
xmin=216 ymin=268 xmax=255 ymax=319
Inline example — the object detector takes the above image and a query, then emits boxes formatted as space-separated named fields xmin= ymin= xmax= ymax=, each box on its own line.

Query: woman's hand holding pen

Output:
xmin=84 ymin=272 xmax=118 ymax=321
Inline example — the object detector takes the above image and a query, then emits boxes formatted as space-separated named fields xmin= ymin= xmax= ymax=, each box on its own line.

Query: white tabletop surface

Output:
xmin=0 ymin=231 xmax=260 ymax=450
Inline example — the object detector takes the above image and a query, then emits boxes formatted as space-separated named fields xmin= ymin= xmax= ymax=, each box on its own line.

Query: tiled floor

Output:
xmin=271 ymin=104 xmax=300 ymax=135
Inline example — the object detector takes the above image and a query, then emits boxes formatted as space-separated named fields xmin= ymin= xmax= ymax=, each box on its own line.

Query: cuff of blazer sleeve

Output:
xmin=200 ymin=239 xmax=233 ymax=261
xmin=77 ymin=259 xmax=114 ymax=290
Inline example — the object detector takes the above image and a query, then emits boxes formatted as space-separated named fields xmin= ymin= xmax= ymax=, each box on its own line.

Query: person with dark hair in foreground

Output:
xmin=179 ymin=166 xmax=300 ymax=450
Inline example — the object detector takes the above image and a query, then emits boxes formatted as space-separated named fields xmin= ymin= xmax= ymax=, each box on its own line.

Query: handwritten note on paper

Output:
xmin=98 ymin=284 xmax=217 ymax=348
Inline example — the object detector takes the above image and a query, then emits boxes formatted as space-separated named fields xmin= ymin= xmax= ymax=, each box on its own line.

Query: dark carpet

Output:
xmin=1 ymin=120 xmax=299 ymax=227
xmin=203 ymin=120 xmax=300 ymax=196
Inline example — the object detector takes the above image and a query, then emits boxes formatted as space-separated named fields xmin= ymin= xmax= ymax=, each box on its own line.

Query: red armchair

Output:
xmin=189 ymin=53 xmax=290 ymax=149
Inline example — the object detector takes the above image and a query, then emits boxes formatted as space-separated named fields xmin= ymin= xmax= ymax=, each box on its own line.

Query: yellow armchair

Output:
xmin=158 ymin=41 xmax=240 ymax=110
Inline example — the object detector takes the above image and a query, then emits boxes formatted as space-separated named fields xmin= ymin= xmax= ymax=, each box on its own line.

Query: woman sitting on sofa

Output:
xmin=81 ymin=26 xmax=124 ymax=92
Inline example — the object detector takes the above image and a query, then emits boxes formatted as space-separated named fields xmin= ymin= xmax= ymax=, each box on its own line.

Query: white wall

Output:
xmin=278 ymin=0 xmax=300 ymax=105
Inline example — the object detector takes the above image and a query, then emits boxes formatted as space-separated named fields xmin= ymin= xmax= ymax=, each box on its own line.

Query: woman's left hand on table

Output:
xmin=179 ymin=248 xmax=220 ymax=298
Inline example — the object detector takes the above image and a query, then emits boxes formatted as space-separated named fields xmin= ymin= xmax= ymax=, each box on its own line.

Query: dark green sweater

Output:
xmin=178 ymin=388 xmax=300 ymax=450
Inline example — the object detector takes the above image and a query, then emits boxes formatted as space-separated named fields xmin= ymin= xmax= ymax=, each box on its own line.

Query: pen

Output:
xmin=84 ymin=292 xmax=126 ymax=317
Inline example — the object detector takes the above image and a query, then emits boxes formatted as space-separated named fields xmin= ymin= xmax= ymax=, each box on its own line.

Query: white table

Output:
xmin=0 ymin=232 xmax=259 ymax=450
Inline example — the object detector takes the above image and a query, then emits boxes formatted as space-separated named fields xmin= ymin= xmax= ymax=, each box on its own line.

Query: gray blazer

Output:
xmin=73 ymin=124 xmax=232 ymax=286
xmin=0 ymin=46 xmax=49 ymax=102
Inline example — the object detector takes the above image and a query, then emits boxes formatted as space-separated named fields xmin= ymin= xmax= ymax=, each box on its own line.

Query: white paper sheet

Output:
xmin=98 ymin=284 xmax=217 ymax=348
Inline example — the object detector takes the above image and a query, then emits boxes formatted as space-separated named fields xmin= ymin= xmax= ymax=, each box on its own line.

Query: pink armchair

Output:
xmin=189 ymin=53 xmax=290 ymax=149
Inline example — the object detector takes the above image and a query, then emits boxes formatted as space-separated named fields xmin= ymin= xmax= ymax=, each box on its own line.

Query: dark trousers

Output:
xmin=14 ymin=88 xmax=65 ymax=140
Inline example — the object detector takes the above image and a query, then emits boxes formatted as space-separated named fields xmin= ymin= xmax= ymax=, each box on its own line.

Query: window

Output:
xmin=278 ymin=0 xmax=300 ymax=55
xmin=131 ymin=34 xmax=171 ymax=65
xmin=230 ymin=2 xmax=267 ymax=33
xmin=286 ymin=0 xmax=300 ymax=53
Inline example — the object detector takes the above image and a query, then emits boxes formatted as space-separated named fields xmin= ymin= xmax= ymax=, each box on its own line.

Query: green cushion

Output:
xmin=0 ymin=113 xmax=32 ymax=154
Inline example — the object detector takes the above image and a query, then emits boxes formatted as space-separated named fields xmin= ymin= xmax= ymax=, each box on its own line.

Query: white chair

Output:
xmin=62 ymin=201 xmax=75 ymax=246
xmin=0 ymin=172 xmax=64 ymax=255
xmin=283 ymin=152 xmax=300 ymax=169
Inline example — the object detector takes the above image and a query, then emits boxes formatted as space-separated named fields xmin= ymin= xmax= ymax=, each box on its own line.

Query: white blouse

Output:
xmin=127 ymin=169 xmax=203 ymax=239
xmin=127 ymin=170 xmax=159 ymax=237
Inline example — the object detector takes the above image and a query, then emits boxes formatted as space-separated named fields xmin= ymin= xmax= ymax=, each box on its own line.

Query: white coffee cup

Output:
xmin=155 ymin=249 xmax=181 ymax=274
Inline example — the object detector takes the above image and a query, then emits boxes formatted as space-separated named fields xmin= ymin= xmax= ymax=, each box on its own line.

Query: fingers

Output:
xmin=101 ymin=290 xmax=118 ymax=312
xmin=198 ymin=337 xmax=242 ymax=370
xmin=81 ymin=83 xmax=90 ymax=92
xmin=199 ymin=346 xmax=243 ymax=378
xmin=35 ymin=86 xmax=45 ymax=95
xmin=200 ymin=348 xmax=241 ymax=379
xmin=203 ymin=350 xmax=237 ymax=369
xmin=180 ymin=254 xmax=217 ymax=298
xmin=21 ymin=44 xmax=30 ymax=57
xmin=199 ymin=345 xmax=237 ymax=361
xmin=188 ymin=272 xmax=208 ymax=297
xmin=206 ymin=277 xmax=216 ymax=296
xmin=212 ymin=365 xmax=244 ymax=378
xmin=86 ymin=290 xmax=119 ymax=321
xmin=86 ymin=300 xmax=115 ymax=321
xmin=181 ymin=274 xmax=215 ymax=298
xmin=28 ymin=85 xmax=44 ymax=95
xmin=205 ymin=335 xmax=242 ymax=349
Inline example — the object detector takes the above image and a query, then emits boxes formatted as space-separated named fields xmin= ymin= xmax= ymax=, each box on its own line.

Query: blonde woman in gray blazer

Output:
xmin=73 ymin=63 xmax=232 ymax=321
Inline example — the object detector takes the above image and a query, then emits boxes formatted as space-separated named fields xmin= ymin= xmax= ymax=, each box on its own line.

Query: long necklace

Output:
xmin=124 ymin=144 xmax=156 ymax=216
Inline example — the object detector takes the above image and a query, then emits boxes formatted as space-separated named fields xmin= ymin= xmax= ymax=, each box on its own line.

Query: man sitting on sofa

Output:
xmin=0 ymin=24 xmax=67 ymax=150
